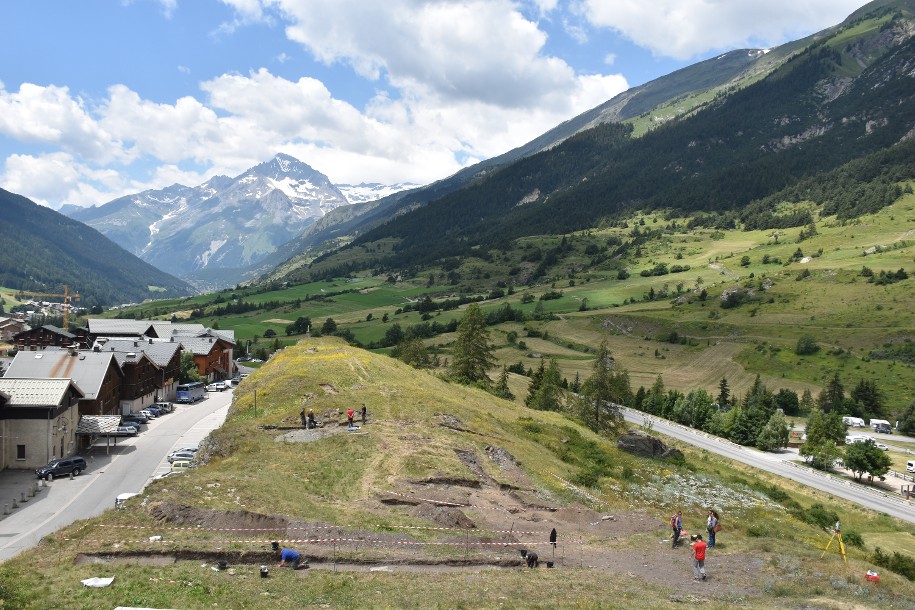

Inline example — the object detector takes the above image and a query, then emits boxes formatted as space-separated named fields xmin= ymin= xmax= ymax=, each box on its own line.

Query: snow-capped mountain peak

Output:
xmin=65 ymin=153 xmax=416 ymax=284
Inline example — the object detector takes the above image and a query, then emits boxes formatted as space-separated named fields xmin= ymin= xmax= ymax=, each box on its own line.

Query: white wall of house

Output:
xmin=0 ymin=404 xmax=78 ymax=470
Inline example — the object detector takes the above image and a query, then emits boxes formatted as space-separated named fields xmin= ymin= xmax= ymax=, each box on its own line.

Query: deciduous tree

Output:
xmin=757 ymin=411 xmax=790 ymax=452
xmin=844 ymin=439 xmax=892 ymax=483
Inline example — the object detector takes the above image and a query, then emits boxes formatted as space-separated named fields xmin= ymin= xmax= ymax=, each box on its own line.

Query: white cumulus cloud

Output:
xmin=579 ymin=0 xmax=870 ymax=59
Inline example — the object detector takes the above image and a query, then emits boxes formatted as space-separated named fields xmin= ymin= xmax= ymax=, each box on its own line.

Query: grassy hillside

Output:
xmin=1 ymin=338 xmax=914 ymax=609
xmin=95 ymin=191 xmax=915 ymax=423
xmin=0 ymin=189 xmax=194 ymax=306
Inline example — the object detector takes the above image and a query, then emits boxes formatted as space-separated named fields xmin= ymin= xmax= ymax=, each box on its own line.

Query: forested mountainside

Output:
xmin=0 ymin=189 xmax=193 ymax=306
xmin=283 ymin=2 xmax=915 ymax=281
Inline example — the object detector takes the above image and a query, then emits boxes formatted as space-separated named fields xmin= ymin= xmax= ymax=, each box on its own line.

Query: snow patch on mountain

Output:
xmin=336 ymin=182 xmax=419 ymax=204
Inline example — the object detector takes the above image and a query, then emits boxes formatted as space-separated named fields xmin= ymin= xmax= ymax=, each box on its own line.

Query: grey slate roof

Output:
xmin=149 ymin=322 xmax=205 ymax=338
xmin=87 ymin=319 xmax=154 ymax=336
xmin=85 ymin=320 xmax=235 ymax=346
xmin=5 ymin=350 xmax=117 ymax=401
xmin=91 ymin=339 xmax=181 ymax=367
xmin=207 ymin=328 xmax=235 ymax=344
xmin=41 ymin=324 xmax=76 ymax=339
xmin=0 ymin=378 xmax=83 ymax=406
xmin=76 ymin=415 xmax=121 ymax=435
xmin=177 ymin=336 xmax=228 ymax=356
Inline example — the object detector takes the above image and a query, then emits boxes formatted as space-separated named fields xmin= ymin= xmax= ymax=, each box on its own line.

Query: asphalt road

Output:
xmin=622 ymin=408 xmax=915 ymax=525
xmin=0 ymin=389 xmax=232 ymax=562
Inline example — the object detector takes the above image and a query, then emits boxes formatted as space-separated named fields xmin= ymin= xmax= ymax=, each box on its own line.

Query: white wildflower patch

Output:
xmin=624 ymin=472 xmax=782 ymax=515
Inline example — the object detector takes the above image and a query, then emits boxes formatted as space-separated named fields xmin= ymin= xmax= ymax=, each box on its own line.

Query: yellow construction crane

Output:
xmin=15 ymin=285 xmax=81 ymax=329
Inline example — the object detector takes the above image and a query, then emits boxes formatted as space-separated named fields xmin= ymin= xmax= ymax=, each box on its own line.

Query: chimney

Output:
xmin=149 ymin=338 xmax=153 ymax=345
xmin=93 ymin=345 xmax=100 ymax=352
xmin=127 ymin=352 xmax=136 ymax=359
xmin=134 ymin=341 xmax=139 ymax=347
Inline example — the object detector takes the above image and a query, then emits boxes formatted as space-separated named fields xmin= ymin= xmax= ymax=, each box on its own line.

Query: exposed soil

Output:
xmin=120 ymin=444 xmax=768 ymax=597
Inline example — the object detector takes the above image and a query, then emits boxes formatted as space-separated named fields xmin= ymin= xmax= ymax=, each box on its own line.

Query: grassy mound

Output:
xmin=1 ymin=338 xmax=914 ymax=609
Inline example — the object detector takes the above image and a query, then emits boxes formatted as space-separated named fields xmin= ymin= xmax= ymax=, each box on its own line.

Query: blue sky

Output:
xmin=0 ymin=0 xmax=871 ymax=208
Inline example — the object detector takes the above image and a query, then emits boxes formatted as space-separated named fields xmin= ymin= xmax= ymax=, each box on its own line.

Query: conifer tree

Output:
xmin=495 ymin=366 xmax=514 ymax=400
xmin=451 ymin=303 xmax=495 ymax=384
xmin=578 ymin=341 xmax=629 ymax=433
xmin=528 ymin=359 xmax=565 ymax=412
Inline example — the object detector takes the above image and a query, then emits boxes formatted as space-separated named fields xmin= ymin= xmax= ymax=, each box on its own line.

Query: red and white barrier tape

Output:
xmin=66 ymin=537 xmax=562 ymax=547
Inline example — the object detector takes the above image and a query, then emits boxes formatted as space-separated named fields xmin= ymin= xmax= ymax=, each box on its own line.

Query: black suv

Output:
xmin=35 ymin=457 xmax=88 ymax=480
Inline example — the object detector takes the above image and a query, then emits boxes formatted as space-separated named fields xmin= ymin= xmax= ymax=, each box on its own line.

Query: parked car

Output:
xmin=140 ymin=409 xmax=157 ymax=419
xmin=36 ymin=457 xmax=88 ymax=480
xmin=174 ymin=446 xmax=199 ymax=454
xmin=874 ymin=442 xmax=889 ymax=451
xmin=206 ymin=383 xmax=222 ymax=392
xmin=115 ymin=492 xmax=139 ymax=508
xmin=115 ymin=426 xmax=138 ymax=436
xmin=154 ymin=402 xmax=173 ymax=414
xmin=168 ymin=451 xmax=197 ymax=464
xmin=874 ymin=424 xmax=892 ymax=434
xmin=120 ymin=420 xmax=142 ymax=432
xmin=171 ymin=460 xmax=193 ymax=472
xmin=907 ymin=460 xmax=915 ymax=474
xmin=123 ymin=413 xmax=148 ymax=425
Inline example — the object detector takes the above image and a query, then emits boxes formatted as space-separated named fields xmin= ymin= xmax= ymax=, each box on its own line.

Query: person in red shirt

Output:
xmin=691 ymin=534 xmax=707 ymax=581
xmin=346 ymin=408 xmax=355 ymax=427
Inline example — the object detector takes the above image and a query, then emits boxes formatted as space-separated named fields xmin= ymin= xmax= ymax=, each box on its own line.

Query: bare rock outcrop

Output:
xmin=616 ymin=430 xmax=683 ymax=461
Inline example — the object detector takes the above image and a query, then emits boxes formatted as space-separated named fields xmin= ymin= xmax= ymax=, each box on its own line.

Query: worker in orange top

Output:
xmin=691 ymin=534 xmax=707 ymax=581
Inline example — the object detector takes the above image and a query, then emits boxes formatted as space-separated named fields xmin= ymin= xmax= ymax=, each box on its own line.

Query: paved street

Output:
xmin=0 ymin=389 xmax=233 ymax=562
xmin=623 ymin=408 xmax=915 ymax=525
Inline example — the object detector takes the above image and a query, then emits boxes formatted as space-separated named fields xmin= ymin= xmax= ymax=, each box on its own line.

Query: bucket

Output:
xmin=546 ymin=561 xmax=554 ymax=568
xmin=260 ymin=565 xmax=269 ymax=578
xmin=217 ymin=561 xmax=228 ymax=571
xmin=519 ymin=549 xmax=527 ymax=558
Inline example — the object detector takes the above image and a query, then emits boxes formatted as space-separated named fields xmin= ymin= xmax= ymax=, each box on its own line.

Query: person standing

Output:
xmin=307 ymin=408 xmax=316 ymax=429
xmin=691 ymin=534 xmax=707 ymax=580
xmin=300 ymin=409 xmax=307 ymax=428
xmin=346 ymin=408 xmax=355 ymax=427
xmin=361 ymin=403 xmax=367 ymax=425
xmin=707 ymin=510 xmax=719 ymax=548
xmin=671 ymin=511 xmax=683 ymax=548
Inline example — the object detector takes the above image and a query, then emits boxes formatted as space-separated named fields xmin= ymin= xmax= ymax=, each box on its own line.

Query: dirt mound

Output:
xmin=149 ymin=503 xmax=289 ymax=531
xmin=409 ymin=504 xmax=476 ymax=529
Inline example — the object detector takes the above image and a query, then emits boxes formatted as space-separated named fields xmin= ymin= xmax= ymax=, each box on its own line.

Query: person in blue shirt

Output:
xmin=671 ymin=511 xmax=683 ymax=548
xmin=275 ymin=544 xmax=305 ymax=569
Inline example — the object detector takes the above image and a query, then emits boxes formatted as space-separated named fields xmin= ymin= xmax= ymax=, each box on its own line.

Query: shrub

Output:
xmin=842 ymin=531 xmax=864 ymax=548
xmin=872 ymin=547 xmax=915 ymax=581
xmin=792 ymin=503 xmax=839 ymax=530
xmin=795 ymin=335 xmax=820 ymax=355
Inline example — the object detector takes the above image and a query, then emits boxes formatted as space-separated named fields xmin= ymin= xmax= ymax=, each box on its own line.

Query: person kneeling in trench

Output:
xmin=526 ymin=551 xmax=539 ymax=569
xmin=276 ymin=545 xmax=307 ymax=569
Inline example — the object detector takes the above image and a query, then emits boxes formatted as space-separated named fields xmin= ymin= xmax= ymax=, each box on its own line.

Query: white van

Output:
xmin=907 ymin=460 xmax=915 ymax=474
xmin=842 ymin=416 xmax=865 ymax=428
xmin=869 ymin=419 xmax=891 ymax=430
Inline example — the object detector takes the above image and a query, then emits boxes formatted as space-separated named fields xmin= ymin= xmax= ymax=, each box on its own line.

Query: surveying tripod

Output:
xmin=820 ymin=520 xmax=847 ymax=564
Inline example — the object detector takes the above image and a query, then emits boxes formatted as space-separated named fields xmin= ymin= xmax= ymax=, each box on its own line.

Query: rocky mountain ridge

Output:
xmin=67 ymin=154 xmax=413 ymax=284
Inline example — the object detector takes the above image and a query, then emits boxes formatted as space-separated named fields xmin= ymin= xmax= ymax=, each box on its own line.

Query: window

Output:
xmin=16 ymin=445 xmax=25 ymax=460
